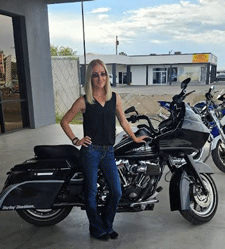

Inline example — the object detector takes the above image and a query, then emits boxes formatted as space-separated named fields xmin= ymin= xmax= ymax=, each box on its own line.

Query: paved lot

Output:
xmin=112 ymin=81 xmax=225 ymax=95
xmin=0 ymin=124 xmax=225 ymax=249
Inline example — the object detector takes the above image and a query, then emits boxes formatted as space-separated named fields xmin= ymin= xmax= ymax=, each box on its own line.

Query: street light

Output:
xmin=116 ymin=36 xmax=119 ymax=55
xmin=81 ymin=1 xmax=86 ymax=83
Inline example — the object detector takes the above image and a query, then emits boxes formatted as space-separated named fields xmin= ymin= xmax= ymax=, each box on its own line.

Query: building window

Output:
xmin=170 ymin=67 xmax=177 ymax=82
xmin=153 ymin=68 xmax=167 ymax=84
xmin=119 ymin=72 xmax=132 ymax=84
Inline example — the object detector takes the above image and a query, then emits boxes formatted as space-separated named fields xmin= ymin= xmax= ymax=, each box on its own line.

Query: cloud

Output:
xmin=98 ymin=14 xmax=109 ymax=20
xmin=90 ymin=7 xmax=111 ymax=14
xmin=151 ymin=40 xmax=168 ymax=44
xmin=175 ymin=30 xmax=225 ymax=44
xmin=48 ymin=0 xmax=225 ymax=50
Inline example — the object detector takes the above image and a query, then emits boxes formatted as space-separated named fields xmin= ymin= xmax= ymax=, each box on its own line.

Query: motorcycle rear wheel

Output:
xmin=17 ymin=207 xmax=73 ymax=226
xmin=212 ymin=140 xmax=225 ymax=173
xmin=179 ymin=173 xmax=218 ymax=224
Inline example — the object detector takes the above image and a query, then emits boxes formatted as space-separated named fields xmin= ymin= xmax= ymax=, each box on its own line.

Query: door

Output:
xmin=153 ymin=68 xmax=168 ymax=84
xmin=0 ymin=14 xmax=29 ymax=133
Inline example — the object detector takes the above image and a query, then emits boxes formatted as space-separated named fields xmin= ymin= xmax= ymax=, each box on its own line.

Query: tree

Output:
xmin=50 ymin=45 xmax=77 ymax=56
xmin=50 ymin=45 xmax=58 ymax=56
xmin=119 ymin=52 xmax=127 ymax=56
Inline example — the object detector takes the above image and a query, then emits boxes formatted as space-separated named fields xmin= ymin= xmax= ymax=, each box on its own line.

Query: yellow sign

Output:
xmin=192 ymin=54 xmax=209 ymax=63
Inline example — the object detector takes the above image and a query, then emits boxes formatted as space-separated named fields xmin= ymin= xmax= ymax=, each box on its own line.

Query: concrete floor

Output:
xmin=0 ymin=124 xmax=225 ymax=249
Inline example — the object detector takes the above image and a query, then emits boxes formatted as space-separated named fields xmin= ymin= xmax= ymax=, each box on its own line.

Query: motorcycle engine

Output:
xmin=116 ymin=159 xmax=160 ymax=202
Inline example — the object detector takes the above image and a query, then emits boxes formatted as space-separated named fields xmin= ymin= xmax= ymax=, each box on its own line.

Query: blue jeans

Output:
xmin=80 ymin=144 xmax=122 ymax=237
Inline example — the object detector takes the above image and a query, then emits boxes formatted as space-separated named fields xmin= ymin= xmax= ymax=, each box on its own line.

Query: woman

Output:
xmin=60 ymin=59 xmax=147 ymax=240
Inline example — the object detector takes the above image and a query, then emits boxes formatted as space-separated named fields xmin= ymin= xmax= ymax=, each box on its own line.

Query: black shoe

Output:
xmin=90 ymin=233 xmax=109 ymax=241
xmin=108 ymin=231 xmax=119 ymax=239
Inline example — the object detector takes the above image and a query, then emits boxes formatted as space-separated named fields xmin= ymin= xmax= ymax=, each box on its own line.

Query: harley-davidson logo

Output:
xmin=2 ymin=205 xmax=35 ymax=210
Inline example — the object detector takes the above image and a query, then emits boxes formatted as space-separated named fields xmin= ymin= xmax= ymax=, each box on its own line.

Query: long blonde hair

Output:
xmin=84 ymin=59 xmax=112 ymax=104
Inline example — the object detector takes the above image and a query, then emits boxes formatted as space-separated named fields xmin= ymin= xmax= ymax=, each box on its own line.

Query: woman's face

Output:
xmin=91 ymin=63 xmax=107 ymax=90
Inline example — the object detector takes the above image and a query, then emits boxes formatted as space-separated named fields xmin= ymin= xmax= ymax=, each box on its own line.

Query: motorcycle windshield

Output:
xmin=182 ymin=103 xmax=210 ymax=134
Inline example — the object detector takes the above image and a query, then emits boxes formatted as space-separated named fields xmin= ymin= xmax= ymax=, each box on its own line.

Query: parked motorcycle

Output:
xmin=0 ymin=78 xmax=218 ymax=226
xmin=193 ymin=86 xmax=225 ymax=172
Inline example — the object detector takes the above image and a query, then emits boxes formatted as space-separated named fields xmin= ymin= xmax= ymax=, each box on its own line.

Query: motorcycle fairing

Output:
xmin=194 ymin=161 xmax=214 ymax=174
xmin=159 ymin=104 xmax=209 ymax=156
xmin=211 ymin=135 xmax=221 ymax=151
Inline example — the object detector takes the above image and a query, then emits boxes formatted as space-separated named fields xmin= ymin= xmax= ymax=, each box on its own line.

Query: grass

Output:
xmin=55 ymin=112 xmax=83 ymax=124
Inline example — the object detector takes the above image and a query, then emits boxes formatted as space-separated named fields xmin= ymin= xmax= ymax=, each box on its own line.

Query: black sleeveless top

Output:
xmin=83 ymin=92 xmax=116 ymax=146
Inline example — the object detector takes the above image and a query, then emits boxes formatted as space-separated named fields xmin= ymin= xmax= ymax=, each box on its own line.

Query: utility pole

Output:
xmin=81 ymin=1 xmax=86 ymax=84
xmin=116 ymin=36 xmax=119 ymax=55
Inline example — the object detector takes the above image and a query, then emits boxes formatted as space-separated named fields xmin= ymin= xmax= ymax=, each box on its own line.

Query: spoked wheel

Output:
xmin=180 ymin=173 xmax=218 ymax=224
xmin=16 ymin=207 xmax=73 ymax=226
xmin=212 ymin=140 xmax=225 ymax=173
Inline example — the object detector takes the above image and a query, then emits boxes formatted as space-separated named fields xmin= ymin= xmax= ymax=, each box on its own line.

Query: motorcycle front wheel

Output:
xmin=212 ymin=140 xmax=225 ymax=173
xmin=179 ymin=173 xmax=218 ymax=224
xmin=16 ymin=207 xmax=73 ymax=226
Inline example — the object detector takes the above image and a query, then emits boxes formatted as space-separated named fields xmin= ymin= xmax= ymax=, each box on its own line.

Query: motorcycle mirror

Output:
xmin=210 ymin=86 xmax=215 ymax=90
xmin=181 ymin=78 xmax=191 ymax=90
xmin=124 ymin=106 xmax=136 ymax=114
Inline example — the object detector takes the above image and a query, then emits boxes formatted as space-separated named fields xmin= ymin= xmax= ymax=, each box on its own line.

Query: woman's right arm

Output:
xmin=60 ymin=97 xmax=92 ymax=147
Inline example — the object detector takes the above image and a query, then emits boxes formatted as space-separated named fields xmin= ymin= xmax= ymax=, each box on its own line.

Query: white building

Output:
xmin=79 ymin=52 xmax=217 ymax=86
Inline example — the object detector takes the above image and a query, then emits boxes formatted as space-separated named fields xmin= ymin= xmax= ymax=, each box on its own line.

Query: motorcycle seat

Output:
xmin=34 ymin=145 xmax=80 ymax=167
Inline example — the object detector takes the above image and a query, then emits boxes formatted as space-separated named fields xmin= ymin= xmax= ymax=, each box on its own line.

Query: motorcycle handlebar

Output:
xmin=127 ymin=115 xmax=157 ymax=134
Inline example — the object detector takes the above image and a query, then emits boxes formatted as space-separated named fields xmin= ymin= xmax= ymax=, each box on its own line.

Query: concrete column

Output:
xmin=112 ymin=63 xmax=116 ymax=87
xmin=126 ymin=65 xmax=130 ymax=85
xmin=168 ymin=65 xmax=172 ymax=85
xmin=146 ymin=65 xmax=148 ymax=85
xmin=206 ymin=63 xmax=210 ymax=85
xmin=210 ymin=64 xmax=217 ymax=83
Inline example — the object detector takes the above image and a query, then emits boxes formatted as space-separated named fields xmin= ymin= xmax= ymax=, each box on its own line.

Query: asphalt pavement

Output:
xmin=112 ymin=81 xmax=225 ymax=95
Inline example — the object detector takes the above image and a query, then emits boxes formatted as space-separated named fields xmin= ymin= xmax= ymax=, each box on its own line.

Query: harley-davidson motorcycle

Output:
xmin=0 ymin=78 xmax=218 ymax=226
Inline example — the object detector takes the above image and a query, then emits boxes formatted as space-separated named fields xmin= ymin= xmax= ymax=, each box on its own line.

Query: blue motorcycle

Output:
xmin=193 ymin=87 xmax=225 ymax=172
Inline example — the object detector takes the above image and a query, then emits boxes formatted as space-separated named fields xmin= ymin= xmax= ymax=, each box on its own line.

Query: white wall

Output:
xmin=130 ymin=66 xmax=146 ymax=85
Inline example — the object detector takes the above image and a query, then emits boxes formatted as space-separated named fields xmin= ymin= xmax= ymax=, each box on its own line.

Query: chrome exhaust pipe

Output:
xmin=130 ymin=198 xmax=159 ymax=210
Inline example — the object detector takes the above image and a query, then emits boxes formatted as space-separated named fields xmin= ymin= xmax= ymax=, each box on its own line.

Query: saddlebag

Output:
xmin=0 ymin=158 xmax=72 ymax=210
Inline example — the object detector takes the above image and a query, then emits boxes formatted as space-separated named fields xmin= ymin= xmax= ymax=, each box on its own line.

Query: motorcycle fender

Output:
xmin=194 ymin=161 xmax=214 ymax=174
xmin=211 ymin=135 xmax=221 ymax=151
xmin=0 ymin=181 xmax=64 ymax=210
xmin=169 ymin=169 xmax=191 ymax=211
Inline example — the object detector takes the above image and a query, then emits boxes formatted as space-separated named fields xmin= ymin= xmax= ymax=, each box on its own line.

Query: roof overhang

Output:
xmin=45 ymin=0 xmax=93 ymax=4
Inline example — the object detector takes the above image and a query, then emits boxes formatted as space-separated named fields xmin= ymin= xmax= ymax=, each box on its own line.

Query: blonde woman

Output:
xmin=60 ymin=59 xmax=147 ymax=240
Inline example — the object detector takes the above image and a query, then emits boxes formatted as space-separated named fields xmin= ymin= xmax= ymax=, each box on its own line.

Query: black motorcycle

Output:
xmin=0 ymin=78 xmax=218 ymax=226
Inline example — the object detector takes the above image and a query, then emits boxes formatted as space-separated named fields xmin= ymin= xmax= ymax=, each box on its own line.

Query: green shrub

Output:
xmin=55 ymin=112 xmax=83 ymax=124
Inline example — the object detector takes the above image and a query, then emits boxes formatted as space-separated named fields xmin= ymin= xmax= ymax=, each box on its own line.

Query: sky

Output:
xmin=48 ymin=0 xmax=225 ymax=70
